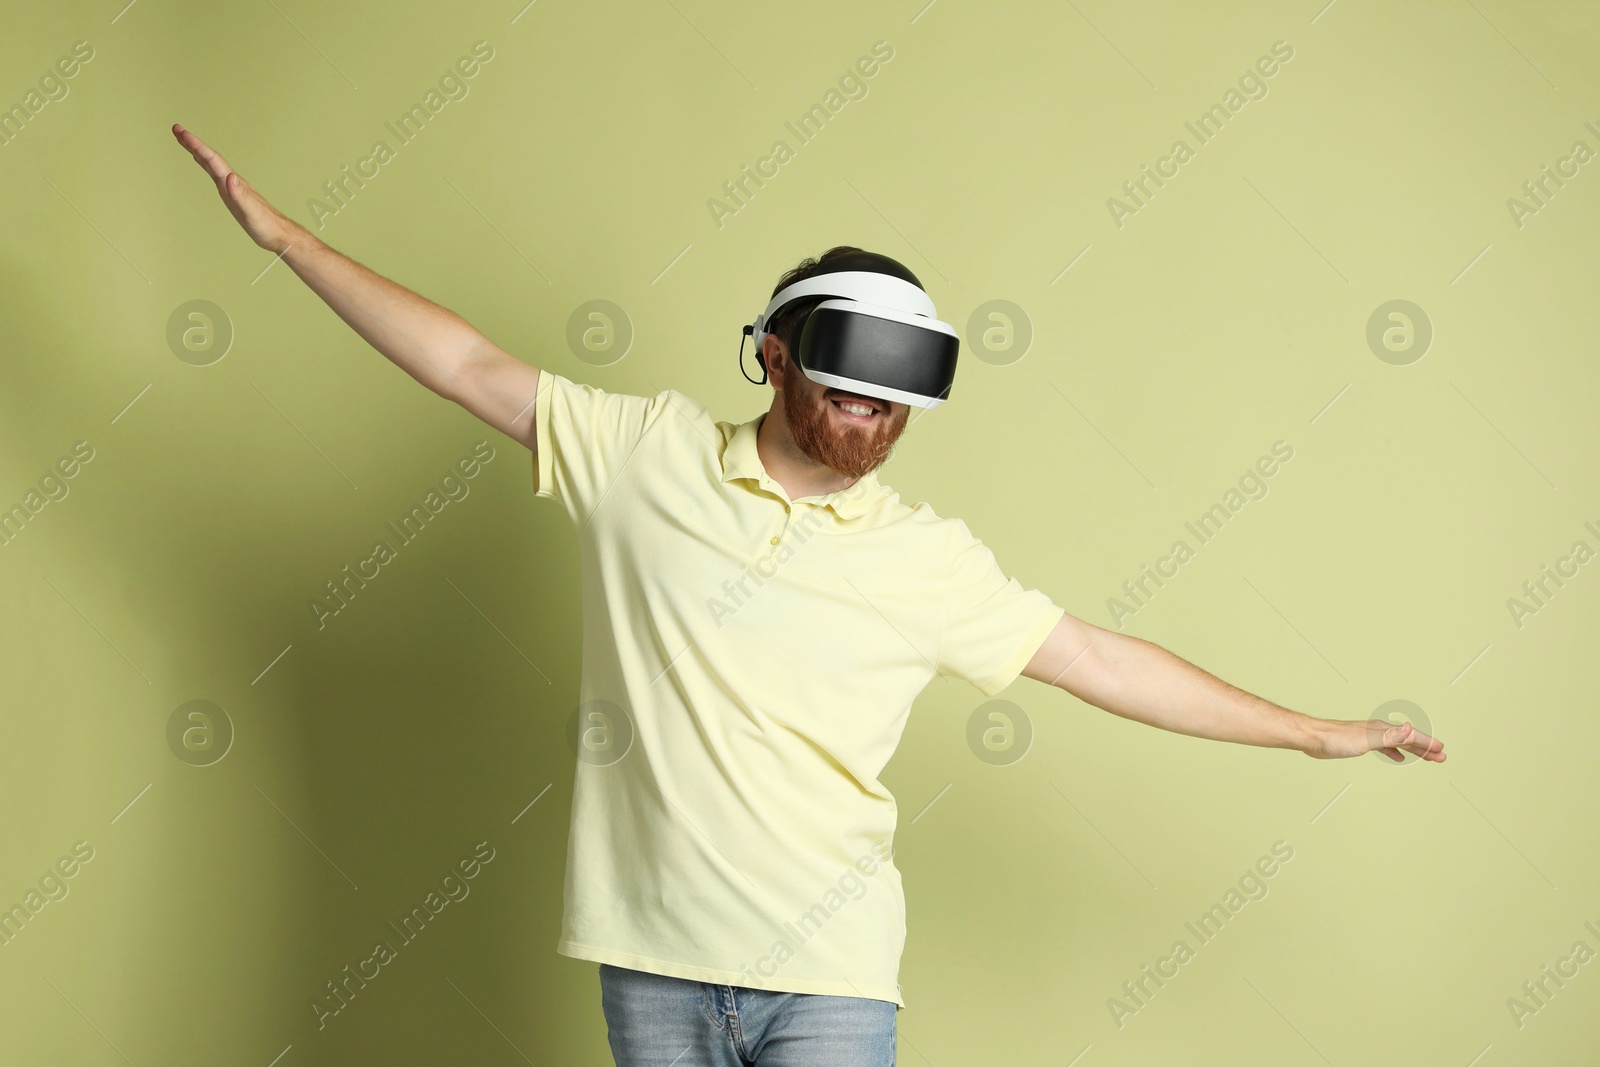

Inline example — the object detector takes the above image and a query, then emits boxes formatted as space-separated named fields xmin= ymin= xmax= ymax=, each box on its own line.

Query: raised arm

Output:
xmin=1021 ymin=613 xmax=1446 ymax=763
xmin=171 ymin=123 xmax=542 ymax=452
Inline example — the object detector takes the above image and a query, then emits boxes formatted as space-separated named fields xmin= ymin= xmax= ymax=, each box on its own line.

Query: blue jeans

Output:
xmin=598 ymin=963 xmax=897 ymax=1066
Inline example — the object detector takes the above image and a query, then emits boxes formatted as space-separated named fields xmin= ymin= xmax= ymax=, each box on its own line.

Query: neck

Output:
xmin=757 ymin=398 xmax=861 ymax=501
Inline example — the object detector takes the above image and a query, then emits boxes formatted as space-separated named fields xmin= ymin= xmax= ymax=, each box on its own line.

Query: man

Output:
xmin=175 ymin=123 xmax=1444 ymax=1067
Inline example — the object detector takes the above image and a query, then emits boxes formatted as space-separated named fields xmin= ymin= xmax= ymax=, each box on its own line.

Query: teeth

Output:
xmin=836 ymin=401 xmax=874 ymax=416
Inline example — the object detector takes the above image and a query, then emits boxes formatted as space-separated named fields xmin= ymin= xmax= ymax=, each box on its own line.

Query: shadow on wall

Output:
xmin=0 ymin=236 xmax=599 ymax=1061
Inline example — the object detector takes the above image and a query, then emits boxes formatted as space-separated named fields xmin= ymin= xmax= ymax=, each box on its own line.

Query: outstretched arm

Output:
xmin=171 ymin=123 xmax=543 ymax=452
xmin=1020 ymin=614 xmax=1445 ymax=762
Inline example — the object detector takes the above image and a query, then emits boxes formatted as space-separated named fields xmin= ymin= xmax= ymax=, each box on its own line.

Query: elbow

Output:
xmin=1053 ymin=630 xmax=1120 ymax=707
xmin=1062 ymin=628 xmax=1145 ymax=713
xmin=437 ymin=337 xmax=486 ymax=405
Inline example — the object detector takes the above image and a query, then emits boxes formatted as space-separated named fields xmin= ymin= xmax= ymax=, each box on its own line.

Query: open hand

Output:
xmin=1306 ymin=719 xmax=1446 ymax=763
xmin=171 ymin=123 xmax=295 ymax=253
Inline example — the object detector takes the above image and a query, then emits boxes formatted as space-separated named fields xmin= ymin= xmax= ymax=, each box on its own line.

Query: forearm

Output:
xmin=275 ymin=221 xmax=483 ymax=401
xmin=1079 ymin=630 xmax=1323 ymax=752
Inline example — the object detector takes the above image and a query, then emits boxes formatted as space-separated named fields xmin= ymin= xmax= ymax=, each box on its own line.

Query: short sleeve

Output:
xmin=935 ymin=521 xmax=1066 ymax=697
xmin=532 ymin=370 xmax=671 ymax=523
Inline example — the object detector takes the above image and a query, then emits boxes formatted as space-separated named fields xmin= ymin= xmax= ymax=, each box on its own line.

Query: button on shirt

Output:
xmin=531 ymin=370 xmax=1065 ymax=1007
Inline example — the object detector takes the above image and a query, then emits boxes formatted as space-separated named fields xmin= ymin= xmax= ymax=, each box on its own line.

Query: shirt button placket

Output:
xmin=774 ymin=499 xmax=795 ymax=545
xmin=784 ymin=500 xmax=808 ymax=541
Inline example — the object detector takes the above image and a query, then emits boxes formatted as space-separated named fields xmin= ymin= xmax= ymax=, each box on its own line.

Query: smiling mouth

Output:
xmin=827 ymin=391 xmax=881 ymax=422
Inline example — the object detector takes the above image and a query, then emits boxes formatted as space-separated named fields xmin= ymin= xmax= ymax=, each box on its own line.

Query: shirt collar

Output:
xmin=720 ymin=414 xmax=886 ymax=521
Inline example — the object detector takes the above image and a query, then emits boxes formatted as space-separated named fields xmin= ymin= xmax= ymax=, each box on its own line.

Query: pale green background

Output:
xmin=2 ymin=0 xmax=1597 ymax=1063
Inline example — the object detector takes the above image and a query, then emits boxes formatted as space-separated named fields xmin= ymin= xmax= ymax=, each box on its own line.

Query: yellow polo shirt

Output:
xmin=532 ymin=369 xmax=1065 ymax=1007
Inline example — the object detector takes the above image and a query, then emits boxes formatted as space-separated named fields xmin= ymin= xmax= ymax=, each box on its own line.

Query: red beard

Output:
xmin=782 ymin=375 xmax=910 ymax=480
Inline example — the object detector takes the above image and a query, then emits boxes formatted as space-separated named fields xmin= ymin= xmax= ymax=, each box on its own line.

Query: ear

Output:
xmin=762 ymin=333 xmax=789 ymax=390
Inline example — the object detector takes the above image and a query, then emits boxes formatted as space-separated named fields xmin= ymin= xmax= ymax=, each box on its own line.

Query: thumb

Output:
xmin=1382 ymin=722 xmax=1413 ymax=748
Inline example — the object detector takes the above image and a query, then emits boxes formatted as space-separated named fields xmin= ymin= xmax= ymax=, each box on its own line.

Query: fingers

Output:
xmin=171 ymin=123 xmax=237 ymax=187
xmin=173 ymin=124 xmax=290 ymax=252
xmin=1378 ymin=722 xmax=1447 ymax=764
xmin=1402 ymin=726 xmax=1446 ymax=762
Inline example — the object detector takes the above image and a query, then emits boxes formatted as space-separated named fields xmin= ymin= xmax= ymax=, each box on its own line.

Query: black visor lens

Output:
xmin=798 ymin=307 xmax=958 ymax=403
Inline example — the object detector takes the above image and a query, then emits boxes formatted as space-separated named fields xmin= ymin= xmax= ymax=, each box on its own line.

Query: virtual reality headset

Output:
xmin=741 ymin=250 xmax=960 ymax=409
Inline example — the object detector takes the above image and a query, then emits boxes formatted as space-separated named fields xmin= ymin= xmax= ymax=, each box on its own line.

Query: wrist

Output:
xmin=269 ymin=217 xmax=316 ymax=258
xmin=1293 ymin=712 xmax=1332 ymax=756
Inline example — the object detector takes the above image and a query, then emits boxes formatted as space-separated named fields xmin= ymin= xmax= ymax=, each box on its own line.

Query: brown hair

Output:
xmin=762 ymin=244 xmax=865 ymax=372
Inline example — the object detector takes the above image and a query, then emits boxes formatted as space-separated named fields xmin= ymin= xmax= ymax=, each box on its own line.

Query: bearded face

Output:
xmin=778 ymin=351 xmax=911 ymax=479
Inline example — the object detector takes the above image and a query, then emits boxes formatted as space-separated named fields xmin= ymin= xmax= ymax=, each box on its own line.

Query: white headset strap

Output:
xmin=752 ymin=271 xmax=937 ymax=346
xmin=812 ymin=298 xmax=959 ymax=337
